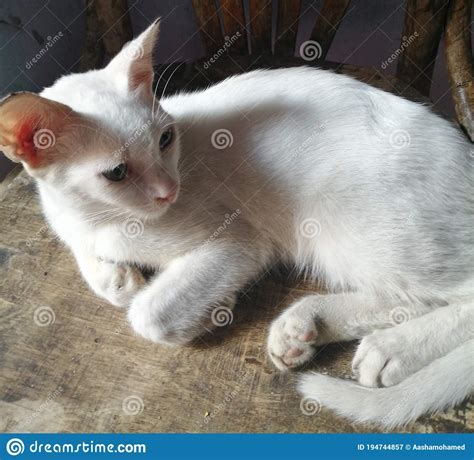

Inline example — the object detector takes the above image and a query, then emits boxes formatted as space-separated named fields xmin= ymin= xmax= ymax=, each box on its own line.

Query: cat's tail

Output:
xmin=298 ymin=340 xmax=474 ymax=428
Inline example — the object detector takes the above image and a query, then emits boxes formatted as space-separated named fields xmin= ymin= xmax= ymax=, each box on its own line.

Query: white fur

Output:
xmin=3 ymin=22 xmax=472 ymax=427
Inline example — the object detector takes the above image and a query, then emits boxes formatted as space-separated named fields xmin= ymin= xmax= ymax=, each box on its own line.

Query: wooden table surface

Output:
xmin=0 ymin=171 xmax=472 ymax=433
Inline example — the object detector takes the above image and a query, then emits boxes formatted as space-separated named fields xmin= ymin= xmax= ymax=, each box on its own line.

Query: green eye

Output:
xmin=102 ymin=163 xmax=128 ymax=182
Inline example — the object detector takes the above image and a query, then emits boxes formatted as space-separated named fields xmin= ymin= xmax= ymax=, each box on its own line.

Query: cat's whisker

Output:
xmin=160 ymin=62 xmax=183 ymax=101
xmin=152 ymin=61 xmax=177 ymax=119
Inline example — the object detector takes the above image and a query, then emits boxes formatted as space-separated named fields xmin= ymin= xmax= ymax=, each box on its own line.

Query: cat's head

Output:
xmin=0 ymin=19 xmax=180 ymax=221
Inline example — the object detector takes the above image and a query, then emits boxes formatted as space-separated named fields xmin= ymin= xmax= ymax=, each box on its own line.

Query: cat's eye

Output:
xmin=102 ymin=163 xmax=128 ymax=182
xmin=159 ymin=127 xmax=174 ymax=150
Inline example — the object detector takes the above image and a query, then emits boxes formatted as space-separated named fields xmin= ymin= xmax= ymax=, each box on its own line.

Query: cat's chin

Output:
xmin=132 ymin=204 xmax=171 ymax=222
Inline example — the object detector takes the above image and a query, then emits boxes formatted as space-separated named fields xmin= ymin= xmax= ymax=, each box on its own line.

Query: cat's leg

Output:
xmin=128 ymin=242 xmax=267 ymax=345
xmin=353 ymin=299 xmax=474 ymax=387
xmin=73 ymin=249 xmax=146 ymax=307
xmin=267 ymin=293 xmax=431 ymax=371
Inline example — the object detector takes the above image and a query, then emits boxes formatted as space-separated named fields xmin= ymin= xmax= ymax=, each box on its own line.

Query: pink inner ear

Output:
xmin=130 ymin=69 xmax=153 ymax=91
xmin=16 ymin=117 xmax=41 ymax=166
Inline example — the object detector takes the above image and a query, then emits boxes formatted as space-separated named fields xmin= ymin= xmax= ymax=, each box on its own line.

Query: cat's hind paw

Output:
xmin=352 ymin=330 xmax=415 ymax=388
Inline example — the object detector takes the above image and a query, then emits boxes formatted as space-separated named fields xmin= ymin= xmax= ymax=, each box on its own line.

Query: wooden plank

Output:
xmin=219 ymin=0 xmax=248 ymax=54
xmin=192 ymin=0 xmax=224 ymax=54
xmin=275 ymin=0 xmax=302 ymax=55
xmin=396 ymin=0 xmax=449 ymax=97
xmin=444 ymin=0 xmax=474 ymax=141
xmin=1 ymin=166 xmax=471 ymax=433
xmin=79 ymin=0 xmax=132 ymax=71
xmin=249 ymin=0 xmax=272 ymax=55
xmin=309 ymin=0 xmax=351 ymax=61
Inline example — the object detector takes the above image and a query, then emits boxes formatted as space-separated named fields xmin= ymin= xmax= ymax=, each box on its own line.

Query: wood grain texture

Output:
xmin=396 ymin=0 xmax=449 ymax=96
xmin=309 ymin=0 xmax=351 ymax=61
xmin=275 ymin=0 xmax=302 ymax=55
xmin=79 ymin=0 xmax=132 ymax=72
xmin=220 ymin=0 xmax=248 ymax=54
xmin=444 ymin=0 xmax=474 ymax=141
xmin=192 ymin=0 xmax=224 ymax=54
xmin=249 ymin=0 xmax=272 ymax=55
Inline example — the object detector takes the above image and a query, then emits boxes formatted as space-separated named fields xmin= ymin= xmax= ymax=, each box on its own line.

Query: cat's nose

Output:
xmin=147 ymin=175 xmax=178 ymax=204
xmin=154 ymin=190 xmax=177 ymax=204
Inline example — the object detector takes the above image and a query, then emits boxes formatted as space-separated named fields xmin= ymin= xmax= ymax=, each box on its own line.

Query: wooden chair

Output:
xmin=183 ymin=0 xmax=473 ymax=140
xmin=80 ymin=0 xmax=472 ymax=140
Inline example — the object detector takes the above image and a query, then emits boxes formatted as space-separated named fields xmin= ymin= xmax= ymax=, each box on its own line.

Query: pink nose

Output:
xmin=154 ymin=190 xmax=177 ymax=204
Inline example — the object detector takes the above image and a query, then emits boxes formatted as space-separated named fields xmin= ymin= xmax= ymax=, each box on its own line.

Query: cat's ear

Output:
xmin=0 ymin=92 xmax=78 ymax=168
xmin=106 ymin=18 xmax=160 ymax=100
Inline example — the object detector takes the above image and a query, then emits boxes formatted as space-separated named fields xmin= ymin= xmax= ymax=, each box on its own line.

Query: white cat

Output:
xmin=0 ymin=21 xmax=472 ymax=428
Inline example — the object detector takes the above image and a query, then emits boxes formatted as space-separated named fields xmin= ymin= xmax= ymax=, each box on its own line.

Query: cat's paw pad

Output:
xmin=95 ymin=261 xmax=146 ymax=308
xmin=267 ymin=308 xmax=318 ymax=371
xmin=352 ymin=331 xmax=409 ymax=387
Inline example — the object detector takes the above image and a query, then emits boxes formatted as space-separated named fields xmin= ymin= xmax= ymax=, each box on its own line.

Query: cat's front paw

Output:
xmin=128 ymin=291 xmax=237 ymax=346
xmin=93 ymin=260 xmax=146 ymax=308
xmin=352 ymin=330 xmax=417 ymax=387
xmin=267 ymin=301 xmax=319 ymax=371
